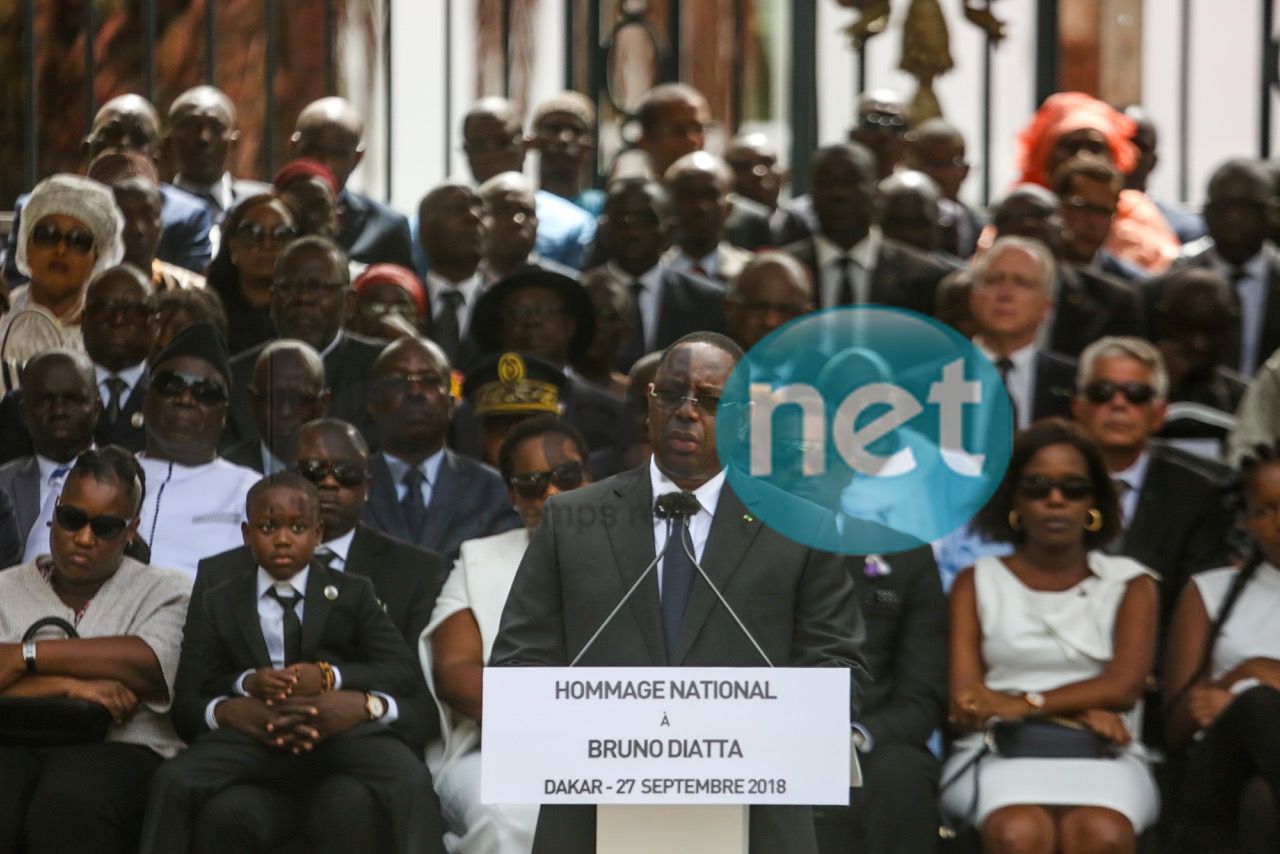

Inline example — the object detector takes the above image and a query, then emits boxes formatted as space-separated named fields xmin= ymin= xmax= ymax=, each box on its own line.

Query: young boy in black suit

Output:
xmin=141 ymin=473 xmax=444 ymax=854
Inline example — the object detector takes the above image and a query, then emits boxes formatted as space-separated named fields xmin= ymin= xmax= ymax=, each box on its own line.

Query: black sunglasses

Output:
xmin=1082 ymin=380 xmax=1157 ymax=406
xmin=1017 ymin=475 xmax=1095 ymax=501
xmin=509 ymin=460 xmax=586 ymax=499
xmin=233 ymin=222 xmax=299 ymax=245
xmin=54 ymin=502 xmax=133 ymax=540
xmin=31 ymin=222 xmax=95 ymax=254
xmin=151 ymin=370 xmax=229 ymax=406
xmin=296 ymin=459 xmax=369 ymax=488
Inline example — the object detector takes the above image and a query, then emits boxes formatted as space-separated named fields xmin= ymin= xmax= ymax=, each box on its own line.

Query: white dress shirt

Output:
xmin=609 ymin=261 xmax=664 ymax=352
xmin=814 ymin=229 xmax=880 ymax=308
xmin=383 ymin=448 xmax=446 ymax=507
xmin=22 ymin=455 xmax=76 ymax=562
xmin=1211 ymin=248 xmax=1269 ymax=375
xmin=648 ymin=457 xmax=726 ymax=598
xmin=255 ymin=566 xmax=310 ymax=669
xmin=175 ymin=172 xmax=234 ymax=215
xmin=425 ymin=272 xmax=484 ymax=337
xmin=975 ymin=340 xmax=1038 ymax=430
xmin=318 ymin=528 xmax=357 ymax=571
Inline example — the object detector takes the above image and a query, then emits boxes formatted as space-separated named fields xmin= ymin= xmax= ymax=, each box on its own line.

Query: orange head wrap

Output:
xmin=1014 ymin=92 xmax=1137 ymax=188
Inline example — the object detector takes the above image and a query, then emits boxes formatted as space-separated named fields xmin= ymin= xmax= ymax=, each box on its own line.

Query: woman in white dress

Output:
xmin=421 ymin=417 xmax=591 ymax=854
xmin=941 ymin=419 xmax=1160 ymax=852
xmin=1164 ymin=441 xmax=1280 ymax=853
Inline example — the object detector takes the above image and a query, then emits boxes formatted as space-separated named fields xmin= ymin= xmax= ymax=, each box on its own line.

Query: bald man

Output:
xmin=905 ymin=119 xmax=984 ymax=258
xmin=166 ymin=85 xmax=270 ymax=223
xmin=477 ymin=172 xmax=579 ymax=283
xmin=458 ymin=96 xmax=596 ymax=271
xmin=223 ymin=340 xmax=331 ymax=473
xmin=725 ymin=252 xmax=815 ymax=351
xmin=290 ymin=96 xmax=415 ymax=268
xmin=873 ymin=170 xmax=946 ymax=257
xmin=661 ymin=152 xmax=754 ymax=283
xmin=4 ymin=94 xmax=214 ymax=283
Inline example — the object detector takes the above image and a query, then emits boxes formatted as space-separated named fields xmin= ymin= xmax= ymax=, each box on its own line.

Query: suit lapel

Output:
xmin=1119 ymin=452 xmax=1169 ymax=555
xmin=673 ymin=485 xmax=763 ymax=664
xmin=367 ymin=453 xmax=410 ymax=541
xmin=300 ymin=562 xmax=334 ymax=660
xmin=14 ymin=460 xmax=40 ymax=539
xmin=604 ymin=470 xmax=666 ymax=664
xmin=1260 ymin=247 xmax=1280 ymax=363
xmin=233 ymin=571 xmax=273 ymax=668
xmin=868 ymin=244 xmax=896 ymax=305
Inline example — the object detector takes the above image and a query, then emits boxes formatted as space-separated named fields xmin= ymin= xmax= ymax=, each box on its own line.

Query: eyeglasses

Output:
xmin=462 ymin=134 xmax=523 ymax=154
xmin=85 ymin=300 xmax=154 ymax=322
xmin=296 ymin=459 xmax=369 ymax=487
xmin=359 ymin=301 xmax=417 ymax=319
xmin=271 ymin=278 xmax=347 ymax=297
xmin=1062 ymin=196 xmax=1117 ymax=219
xmin=860 ymin=111 xmax=907 ymax=133
xmin=151 ymin=370 xmax=229 ymax=406
xmin=373 ymin=372 xmax=450 ymax=398
xmin=1082 ymin=380 xmax=1157 ymax=406
xmin=54 ymin=501 xmax=133 ymax=540
xmin=509 ymin=460 xmax=586 ymax=499
xmin=1017 ymin=475 xmax=1095 ymax=501
xmin=233 ymin=222 xmax=299 ymax=245
xmin=649 ymin=384 xmax=722 ymax=416
xmin=31 ymin=223 xmax=95 ymax=254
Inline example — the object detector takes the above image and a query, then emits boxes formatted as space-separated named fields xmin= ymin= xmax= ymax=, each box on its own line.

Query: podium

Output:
xmin=482 ymin=667 xmax=854 ymax=853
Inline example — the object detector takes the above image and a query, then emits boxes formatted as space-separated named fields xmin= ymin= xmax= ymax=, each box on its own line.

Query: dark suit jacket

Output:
xmin=1031 ymin=350 xmax=1078 ymax=421
xmin=175 ymin=526 xmax=449 ymax=750
xmin=1095 ymin=250 xmax=1150 ymax=285
xmin=1048 ymin=263 xmax=1143 ymax=358
xmin=94 ymin=369 xmax=148 ymax=453
xmin=225 ymin=330 xmax=386 ymax=446
xmin=0 ymin=487 xmax=21 ymax=569
xmin=178 ymin=175 xmax=272 ymax=223
xmin=0 ymin=394 xmax=32 ymax=465
xmin=0 ymin=456 xmax=41 ymax=558
xmin=1155 ymin=241 xmax=1280 ymax=373
xmin=771 ymin=194 xmax=817 ymax=247
xmin=782 ymin=235 xmax=950 ymax=316
xmin=4 ymin=183 xmax=214 ymax=283
xmin=337 ymin=189 xmax=415 ymax=269
xmin=184 ymin=556 xmax=417 ymax=709
xmin=490 ymin=466 xmax=866 ymax=854
xmin=362 ymin=449 xmax=521 ymax=562
xmin=724 ymin=196 xmax=774 ymax=250
xmin=846 ymin=547 xmax=946 ymax=749
xmin=1116 ymin=442 xmax=1232 ymax=629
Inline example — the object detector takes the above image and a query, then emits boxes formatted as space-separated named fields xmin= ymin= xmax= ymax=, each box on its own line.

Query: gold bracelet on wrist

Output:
xmin=317 ymin=661 xmax=335 ymax=692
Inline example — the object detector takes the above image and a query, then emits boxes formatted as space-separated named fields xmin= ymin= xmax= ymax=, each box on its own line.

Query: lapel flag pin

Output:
xmin=742 ymin=514 xmax=754 ymax=523
xmin=130 ymin=412 xmax=144 ymax=428
xmin=323 ymin=585 xmax=339 ymax=600
xmin=863 ymin=554 xmax=891 ymax=578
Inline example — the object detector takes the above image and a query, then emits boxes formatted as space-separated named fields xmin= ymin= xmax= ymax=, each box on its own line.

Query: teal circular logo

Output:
xmin=716 ymin=306 xmax=1013 ymax=555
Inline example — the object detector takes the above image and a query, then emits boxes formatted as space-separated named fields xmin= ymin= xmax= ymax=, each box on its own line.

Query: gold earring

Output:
xmin=1085 ymin=508 xmax=1103 ymax=532
xmin=1008 ymin=510 xmax=1021 ymax=531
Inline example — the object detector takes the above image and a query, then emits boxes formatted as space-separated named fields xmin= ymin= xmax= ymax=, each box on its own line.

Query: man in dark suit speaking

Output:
xmin=491 ymin=332 xmax=867 ymax=853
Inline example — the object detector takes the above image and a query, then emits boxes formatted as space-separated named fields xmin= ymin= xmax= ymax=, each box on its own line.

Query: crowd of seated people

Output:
xmin=0 ymin=77 xmax=1278 ymax=854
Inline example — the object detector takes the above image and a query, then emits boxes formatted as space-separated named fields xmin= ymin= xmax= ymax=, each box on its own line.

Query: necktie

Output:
xmin=266 ymin=588 xmax=303 ymax=666
xmin=617 ymin=281 xmax=647 ymax=371
xmin=996 ymin=357 xmax=1019 ymax=426
xmin=434 ymin=290 xmax=465 ymax=361
xmin=315 ymin=546 xmax=338 ymax=571
xmin=660 ymin=517 xmax=698 ymax=661
xmin=835 ymin=256 xmax=856 ymax=306
xmin=103 ymin=377 xmax=128 ymax=425
xmin=24 ymin=465 xmax=71 ymax=563
xmin=401 ymin=468 xmax=428 ymax=540
xmin=1104 ymin=478 xmax=1134 ymax=555
xmin=1224 ymin=267 xmax=1248 ymax=371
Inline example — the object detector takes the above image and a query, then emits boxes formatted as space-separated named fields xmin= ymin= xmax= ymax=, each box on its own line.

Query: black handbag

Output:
xmin=0 ymin=617 xmax=113 ymax=747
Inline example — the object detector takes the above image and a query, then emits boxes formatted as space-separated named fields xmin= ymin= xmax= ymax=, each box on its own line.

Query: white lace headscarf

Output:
xmin=15 ymin=174 xmax=126 ymax=279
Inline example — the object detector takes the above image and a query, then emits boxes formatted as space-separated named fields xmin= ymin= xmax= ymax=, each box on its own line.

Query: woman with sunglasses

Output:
xmin=0 ymin=446 xmax=190 ymax=853
xmin=940 ymin=419 xmax=1160 ymax=853
xmin=1 ymin=174 xmax=125 ymax=353
xmin=204 ymin=192 xmax=300 ymax=355
xmin=1164 ymin=442 xmax=1280 ymax=853
xmin=422 ymin=416 xmax=590 ymax=853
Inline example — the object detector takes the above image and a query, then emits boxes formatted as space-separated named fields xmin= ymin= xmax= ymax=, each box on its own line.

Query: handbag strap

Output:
xmin=22 ymin=616 xmax=79 ymax=642
xmin=938 ymin=732 xmax=993 ymax=835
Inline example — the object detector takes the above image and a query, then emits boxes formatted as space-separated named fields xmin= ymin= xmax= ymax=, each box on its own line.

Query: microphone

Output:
xmin=568 ymin=492 xmax=690 ymax=666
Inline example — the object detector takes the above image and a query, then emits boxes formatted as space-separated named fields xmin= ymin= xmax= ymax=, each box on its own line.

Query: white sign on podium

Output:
xmin=481 ymin=666 xmax=852 ymax=808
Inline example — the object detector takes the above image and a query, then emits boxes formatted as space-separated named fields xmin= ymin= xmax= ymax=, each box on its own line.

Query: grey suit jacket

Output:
xmin=491 ymin=465 xmax=866 ymax=853
xmin=0 ymin=457 xmax=41 ymax=558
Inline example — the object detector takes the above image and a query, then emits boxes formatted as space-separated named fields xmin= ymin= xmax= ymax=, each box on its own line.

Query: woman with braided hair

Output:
xmin=1164 ymin=441 xmax=1280 ymax=852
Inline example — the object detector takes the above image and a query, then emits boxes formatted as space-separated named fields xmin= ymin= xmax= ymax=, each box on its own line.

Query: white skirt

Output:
xmin=939 ymin=737 xmax=1160 ymax=831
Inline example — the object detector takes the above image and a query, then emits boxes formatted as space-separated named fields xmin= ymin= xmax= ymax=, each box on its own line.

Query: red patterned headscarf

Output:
xmin=1015 ymin=92 xmax=1137 ymax=188
xmin=272 ymin=158 xmax=339 ymax=195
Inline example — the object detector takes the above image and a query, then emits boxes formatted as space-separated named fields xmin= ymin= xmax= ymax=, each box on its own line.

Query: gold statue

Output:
xmin=837 ymin=0 xmax=1007 ymax=124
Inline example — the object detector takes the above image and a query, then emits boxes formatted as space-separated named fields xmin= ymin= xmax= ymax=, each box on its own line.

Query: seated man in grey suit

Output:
xmin=223 ymin=340 xmax=331 ymax=474
xmin=491 ymin=332 xmax=866 ymax=853
xmin=362 ymin=337 xmax=521 ymax=561
xmin=0 ymin=350 xmax=100 ymax=564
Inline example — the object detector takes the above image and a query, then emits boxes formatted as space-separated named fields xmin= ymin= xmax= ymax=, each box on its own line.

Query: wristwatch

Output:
xmin=365 ymin=692 xmax=388 ymax=721
xmin=21 ymin=640 xmax=36 ymax=674
xmin=1023 ymin=691 xmax=1047 ymax=711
